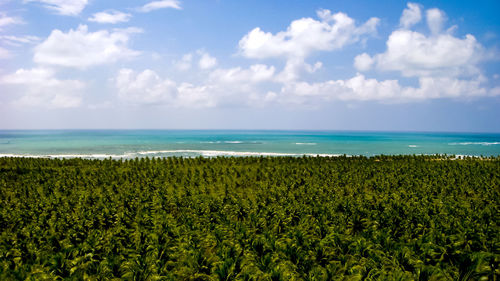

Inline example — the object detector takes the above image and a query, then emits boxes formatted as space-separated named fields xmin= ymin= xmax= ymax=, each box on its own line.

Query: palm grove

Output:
xmin=0 ymin=155 xmax=498 ymax=280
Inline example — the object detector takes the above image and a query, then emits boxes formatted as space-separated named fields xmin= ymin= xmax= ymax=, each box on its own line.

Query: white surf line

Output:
xmin=448 ymin=142 xmax=500 ymax=146
xmin=136 ymin=149 xmax=342 ymax=157
xmin=0 ymin=150 xmax=344 ymax=158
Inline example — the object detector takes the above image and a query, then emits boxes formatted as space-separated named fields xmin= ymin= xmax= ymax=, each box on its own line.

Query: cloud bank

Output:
xmin=0 ymin=3 xmax=498 ymax=111
xmin=0 ymin=68 xmax=84 ymax=108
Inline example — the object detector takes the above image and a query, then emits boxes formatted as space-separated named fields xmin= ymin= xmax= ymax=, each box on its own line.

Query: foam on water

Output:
xmin=0 ymin=150 xmax=342 ymax=159
xmin=448 ymin=142 xmax=500 ymax=146
xmin=202 ymin=141 xmax=255 ymax=144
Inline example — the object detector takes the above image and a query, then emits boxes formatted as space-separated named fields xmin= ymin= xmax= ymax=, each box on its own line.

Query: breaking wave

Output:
xmin=0 ymin=150 xmax=342 ymax=159
xmin=448 ymin=142 xmax=500 ymax=146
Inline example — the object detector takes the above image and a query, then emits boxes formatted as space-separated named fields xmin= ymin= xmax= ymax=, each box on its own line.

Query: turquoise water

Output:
xmin=0 ymin=130 xmax=499 ymax=158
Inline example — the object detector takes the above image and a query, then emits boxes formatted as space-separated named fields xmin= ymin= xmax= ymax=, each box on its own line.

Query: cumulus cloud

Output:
xmin=114 ymin=65 xmax=497 ymax=109
xmin=115 ymin=69 xmax=215 ymax=108
xmin=175 ymin=83 xmax=215 ymax=108
xmin=426 ymin=8 xmax=446 ymax=36
xmin=209 ymin=64 xmax=275 ymax=84
xmin=209 ymin=64 xmax=279 ymax=106
xmin=115 ymin=63 xmax=279 ymax=108
xmin=274 ymin=58 xmax=322 ymax=82
xmin=375 ymin=30 xmax=482 ymax=77
xmin=139 ymin=0 xmax=181 ymax=12
xmin=274 ymin=4 xmax=498 ymax=105
xmin=0 ymin=68 xmax=84 ymax=108
xmin=88 ymin=10 xmax=132 ymax=24
xmin=114 ymin=3 xmax=495 ymax=109
xmin=404 ymin=76 xmax=490 ymax=99
xmin=400 ymin=3 xmax=421 ymax=29
xmin=238 ymin=9 xmax=378 ymax=83
xmin=115 ymin=69 xmax=176 ymax=104
xmin=198 ymin=51 xmax=217 ymax=69
xmin=24 ymin=0 xmax=88 ymax=16
xmin=175 ymin=51 xmax=217 ymax=70
xmin=239 ymin=9 xmax=379 ymax=59
xmin=279 ymin=74 xmax=401 ymax=105
xmin=353 ymin=53 xmax=374 ymax=71
xmin=344 ymin=4 xmax=498 ymax=103
xmin=33 ymin=25 xmax=141 ymax=68
xmin=357 ymin=7 xmax=483 ymax=78
xmin=7 ymin=2 xmax=492 ymax=111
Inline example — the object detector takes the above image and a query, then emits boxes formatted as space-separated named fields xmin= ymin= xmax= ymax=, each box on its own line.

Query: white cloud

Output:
xmin=175 ymin=53 xmax=193 ymax=71
xmin=0 ymin=13 xmax=23 ymax=30
xmin=400 ymin=3 xmax=421 ymax=29
xmin=175 ymin=51 xmax=217 ymax=71
xmin=115 ymin=69 xmax=215 ymax=108
xmin=366 ymin=28 xmax=483 ymax=77
xmin=354 ymin=53 xmax=374 ymax=71
xmin=345 ymin=4 xmax=496 ymax=104
xmin=34 ymin=25 xmax=141 ymax=68
xmin=279 ymin=74 xmax=497 ymax=104
xmin=0 ymin=68 xmax=84 ymax=108
xmin=426 ymin=8 xmax=446 ymax=36
xmin=117 ymin=4 xmax=497 ymax=109
xmin=1 ymin=35 xmax=41 ymax=46
xmin=88 ymin=10 xmax=131 ymax=24
xmin=198 ymin=51 xmax=217 ymax=69
xmin=115 ymin=64 xmax=278 ymax=108
xmin=114 ymin=65 xmax=497 ymax=109
xmin=404 ymin=76 xmax=489 ymax=99
xmin=176 ymin=83 xmax=215 ymax=108
xmin=208 ymin=64 xmax=279 ymax=106
xmin=279 ymin=74 xmax=400 ymax=104
xmin=24 ymin=0 xmax=88 ymax=16
xmin=401 ymin=6 xmax=481 ymax=77
xmin=239 ymin=9 xmax=379 ymax=59
xmin=115 ymin=69 xmax=176 ymax=104
xmin=209 ymin=64 xmax=275 ymax=84
xmin=275 ymin=58 xmax=323 ymax=82
xmin=239 ymin=9 xmax=378 ymax=83
xmin=139 ymin=0 xmax=181 ymax=12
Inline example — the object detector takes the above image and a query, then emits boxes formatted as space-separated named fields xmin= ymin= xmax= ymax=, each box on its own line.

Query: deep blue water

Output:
xmin=0 ymin=130 xmax=499 ymax=158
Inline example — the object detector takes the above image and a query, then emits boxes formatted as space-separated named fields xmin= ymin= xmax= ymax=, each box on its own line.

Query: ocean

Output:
xmin=0 ymin=130 xmax=499 ymax=158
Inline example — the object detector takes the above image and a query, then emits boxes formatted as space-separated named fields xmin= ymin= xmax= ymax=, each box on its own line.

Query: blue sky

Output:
xmin=0 ymin=0 xmax=499 ymax=131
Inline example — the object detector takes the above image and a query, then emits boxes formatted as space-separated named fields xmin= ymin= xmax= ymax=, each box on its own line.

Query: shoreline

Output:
xmin=1 ymin=153 xmax=498 ymax=160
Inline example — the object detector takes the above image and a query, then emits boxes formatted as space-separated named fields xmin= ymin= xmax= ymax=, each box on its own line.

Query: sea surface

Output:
xmin=0 ymin=130 xmax=499 ymax=158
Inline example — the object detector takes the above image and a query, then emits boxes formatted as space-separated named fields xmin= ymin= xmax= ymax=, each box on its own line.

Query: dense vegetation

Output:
xmin=0 ymin=155 xmax=498 ymax=280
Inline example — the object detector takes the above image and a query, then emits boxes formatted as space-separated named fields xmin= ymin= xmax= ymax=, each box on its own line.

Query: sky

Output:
xmin=0 ymin=0 xmax=499 ymax=132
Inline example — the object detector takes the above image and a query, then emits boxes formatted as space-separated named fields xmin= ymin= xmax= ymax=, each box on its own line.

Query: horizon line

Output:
xmin=1 ymin=128 xmax=500 ymax=134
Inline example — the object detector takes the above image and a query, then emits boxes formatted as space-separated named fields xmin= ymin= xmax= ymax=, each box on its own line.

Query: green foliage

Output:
xmin=0 ymin=155 xmax=498 ymax=280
